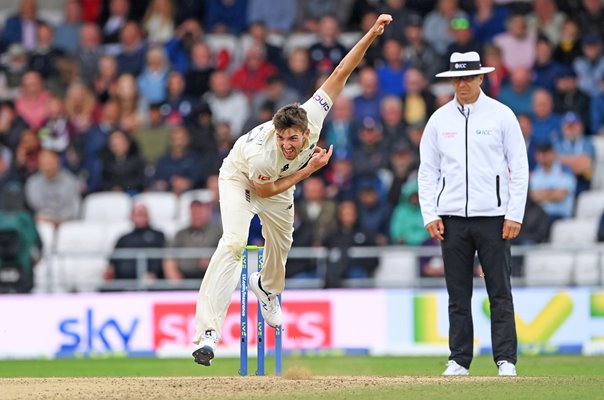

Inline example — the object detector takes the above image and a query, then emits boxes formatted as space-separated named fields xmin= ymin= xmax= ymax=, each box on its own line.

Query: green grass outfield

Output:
xmin=1 ymin=355 xmax=603 ymax=400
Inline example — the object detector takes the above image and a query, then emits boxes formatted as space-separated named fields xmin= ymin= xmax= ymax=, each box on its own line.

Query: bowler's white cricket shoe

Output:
xmin=442 ymin=360 xmax=470 ymax=376
xmin=497 ymin=360 xmax=517 ymax=376
xmin=249 ymin=271 xmax=282 ymax=328
xmin=192 ymin=330 xmax=218 ymax=366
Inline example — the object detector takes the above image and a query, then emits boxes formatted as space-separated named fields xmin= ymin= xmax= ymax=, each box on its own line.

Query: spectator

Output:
xmin=386 ymin=141 xmax=418 ymax=206
xmin=105 ymin=202 xmax=166 ymax=281
xmin=296 ymin=1 xmax=348 ymax=33
xmin=422 ymin=0 xmax=468 ymax=56
xmin=553 ymin=68 xmax=591 ymax=134
xmin=526 ymin=0 xmax=566 ymax=46
xmin=498 ymin=67 xmax=536 ymax=116
xmin=379 ymin=0 xmax=414 ymax=44
xmin=552 ymin=18 xmax=582 ymax=67
xmin=100 ymin=129 xmax=146 ymax=194
xmin=101 ymin=0 xmax=130 ymax=49
xmin=54 ymin=0 xmax=83 ymax=55
xmin=116 ymin=21 xmax=147 ymax=77
xmin=591 ymin=76 xmax=604 ymax=135
xmin=517 ymin=113 xmax=537 ymax=171
xmin=285 ymin=208 xmax=318 ymax=278
xmin=355 ymin=174 xmax=391 ymax=246
xmin=24 ymin=149 xmax=80 ymax=226
xmin=186 ymin=102 xmax=217 ymax=160
xmin=446 ymin=16 xmax=481 ymax=56
xmin=244 ymin=22 xmax=286 ymax=73
xmin=529 ymin=142 xmax=576 ymax=222
xmin=142 ymin=0 xmax=175 ymax=44
xmin=357 ymin=11 xmax=386 ymax=68
xmin=14 ymin=129 xmax=40 ymax=181
xmin=403 ymin=13 xmax=443 ymax=83
xmin=251 ymin=75 xmax=299 ymax=121
xmin=64 ymin=81 xmax=98 ymax=136
xmin=379 ymin=95 xmax=407 ymax=149
xmin=76 ymin=23 xmax=104 ymax=88
xmin=554 ymin=112 xmax=596 ymax=196
xmin=531 ymin=88 xmax=562 ymax=146
xmin=0 ymin=145 xmax=19 ymax=194
xmin=390 ymin=179 xmax=428 ymax=245
xmin=165 ymin=18 xmax=203 ymax=74
xmin=295 ymin=177 xmax=337 ymax=246
xmin=37 ymin=96 xmax=73 ymax=154
xmin=93 ymin=54 xmax=119 ymax=103
xmin=352 ymin=117 xmax=390 ymax=177
xmin=576 ymin=0 xmax=604 ymax=38
xmin=308 ymin=15 xmax=348 ymax=75
xmin=27 ymin=23 xmax=65 ymax=82
xmin=282 ymin=48 xmax=315 ymax=98
xmin=205 ymin=0 xmax=248 ymax=35
xmin=481 ymin=44 xmax=508 ymax=99
xmin=113 ymin=73 xmax=143 ymax=133
xmin=401 ymin=68 xmax=436 ymax=128
xmin=242 ymin=100 xmax=275 ymax=137
xmin=375 ymin=39 xmax=408 ymax=98
xmin=322 ymin=95 xmax=359 ymax=156
xmin=83 ymin=99 xmax=121 ymax=193
xmin=573 ymin=34 xmax=604 ymax=98
xmin=161 ymin=71 xmax=197 ymax=126
xmin=513 ymin=196 xmax=551 ymax=245
xmin=470 ymin=0 xmax=508 ymax=44
xmin=149 ymin=126 xmax=205 ymax=195
xmin=0 ymin=44 xmax=29 ymax=101
xmin=230 ymin=42 xmax=278 ymax=101
xmin=15 ymin=71 xmax=50 ymax=131
xmin=532 ymin=35 xmax=566 ymax=93
xmin=135 ymin=102 xmax=170 ymax=165
xmin=203 ymin=70 xmax=250 ymax=138
xmin=163 ymin=199 xmax=222 ymax=281
xmin=324 ymin=200 xmax=378 ymax=288
xmin=353 ymin=67 xmax=383 ymax=122
xmin=137 ymin=45 xmax=170 ymax=105
xmin=246 ymin=0 xmax=296 ymax=35
xmin=493 ymin=13 xmax=537 ymax=71
xmin=0 ymin=0 xmax=43 ymax=52
xmin=0 ymin=100 xmax=28 ymax=152
xmin=184 ymin=42 xmax=215 ymax=99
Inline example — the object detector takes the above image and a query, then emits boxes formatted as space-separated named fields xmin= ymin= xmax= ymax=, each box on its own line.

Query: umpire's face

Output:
xmin=451 ymin=74 xmax=484 ymax=105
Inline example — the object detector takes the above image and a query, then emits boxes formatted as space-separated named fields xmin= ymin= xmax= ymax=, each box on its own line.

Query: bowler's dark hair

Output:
xmin=273 ymin=103 xmax=308 ymax=133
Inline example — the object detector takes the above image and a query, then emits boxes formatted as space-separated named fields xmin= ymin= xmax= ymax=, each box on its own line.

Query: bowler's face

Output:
xmin=451 ymin=74 xmax=484 ymax=105
xmin=276 ymin=128 xmax=309 ymax=160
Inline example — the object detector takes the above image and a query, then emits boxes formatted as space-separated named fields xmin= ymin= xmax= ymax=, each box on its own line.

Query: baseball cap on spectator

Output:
xmin=361 ymin=117 xmax=382 ymax=132
xmin=582 ymin=34 xmax=602 ymax=46
xmin=392 ymin=141 xmax=411 ymax=154
xmin=357 ymin=176 xmax=380 ymax=192
xmin=562 ymin=112 xmax=581 ymax=125
xmin=535 ymin=142 xmax=554 ymax=153
xmin=558 ymin=67 xmax=577 ymax=78
xmin=450 ymin=17 xmax=470 ymax=31
xmin=407 ymin=13 xmax=423 ymax=27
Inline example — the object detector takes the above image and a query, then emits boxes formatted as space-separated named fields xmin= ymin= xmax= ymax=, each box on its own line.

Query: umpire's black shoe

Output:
xmin=192 ymin=346 xmax=214 ymax=366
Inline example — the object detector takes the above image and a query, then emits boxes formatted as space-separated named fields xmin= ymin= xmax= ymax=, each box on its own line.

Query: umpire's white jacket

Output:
xmin=418 ymin=90 xmax=529 ymax=226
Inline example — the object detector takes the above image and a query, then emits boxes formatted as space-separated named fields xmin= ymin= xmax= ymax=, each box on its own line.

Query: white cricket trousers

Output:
xmin=193 ymin=175 xmax=294 ymax=343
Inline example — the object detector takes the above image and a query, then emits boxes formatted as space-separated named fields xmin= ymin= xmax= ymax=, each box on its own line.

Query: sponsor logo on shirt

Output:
xmin=258 ymin=175 xmax=271 ymax=181
xmin=313 ymin=93 xmax=330 ymax=111
xmin=475 ymin=129 xmax=492 ymax=136
xmin=442 ymin=131 xmax=458 ymax=139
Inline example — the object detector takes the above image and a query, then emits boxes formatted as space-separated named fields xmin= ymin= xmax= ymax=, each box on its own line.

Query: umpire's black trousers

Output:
xmin=440 ymin=216 xmax=517 ymax=369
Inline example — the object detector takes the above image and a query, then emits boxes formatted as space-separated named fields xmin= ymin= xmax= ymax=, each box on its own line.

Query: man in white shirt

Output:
xmin=418 ymin=51 xmax=529 ymax=377
xmin=192 ymin=14 xmax=393 ymax=367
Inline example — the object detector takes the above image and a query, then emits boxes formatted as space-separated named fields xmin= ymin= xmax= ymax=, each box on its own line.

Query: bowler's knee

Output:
xmin=222 ymin=233 xmax=248 ymax=259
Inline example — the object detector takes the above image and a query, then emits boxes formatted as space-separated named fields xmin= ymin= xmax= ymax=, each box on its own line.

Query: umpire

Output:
xmin=418 ymin=52 xmax=529 ymax=376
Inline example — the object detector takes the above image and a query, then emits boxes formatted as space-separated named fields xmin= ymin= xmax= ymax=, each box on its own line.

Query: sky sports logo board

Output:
xmin=153 ymin=301 xmax=332 ymax=349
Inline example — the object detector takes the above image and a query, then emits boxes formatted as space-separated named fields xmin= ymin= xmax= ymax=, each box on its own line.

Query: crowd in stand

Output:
xmin=2 ymin=0 xmax=604 ymax=292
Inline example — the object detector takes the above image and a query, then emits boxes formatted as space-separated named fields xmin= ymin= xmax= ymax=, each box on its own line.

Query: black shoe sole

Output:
xmin=192 ymin=346 xmax=214 ymax=366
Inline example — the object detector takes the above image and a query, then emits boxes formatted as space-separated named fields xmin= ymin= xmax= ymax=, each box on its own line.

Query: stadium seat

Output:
xmin=575 ymin=190 xmax=604 ymax=219
xmin=81 ymin=192 xmax=132 ymax=222
xmin=134 ymin=192 xmax=178 ymax=224
xmin=339 ymin=32 xmax=362 ymax=49
xmin=549 ymin=218 xmax=599 ymax=246
xmin=205 ymin=33 xmax=238 ymax=66
xmin=524 ymin=249 xmax=574 ymax=286
xmin=153 ymin=219 xmax=186 ymax=242
xmin=36 ymin=220 xmax=56 ymax=253
xmin=54 ymin=221 xmax=111 ymax=292
xmin=177 ymin=189 xmax=215 ymax=223
xmin=374 ymin=249 xmax=418 ymax=287
xmin=574 ymin=252 xmax=603 ymax=286
xmin=283 ymin=32 xmax=318 ymax=55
